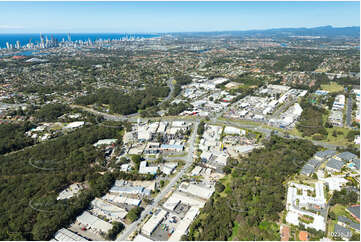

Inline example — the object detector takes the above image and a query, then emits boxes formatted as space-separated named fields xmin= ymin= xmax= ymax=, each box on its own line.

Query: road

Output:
xmin=74 ymin=102 xmax=347 ymax=151
xmin=116 ymin=121 xmax=199 ymax=241
xmin=346 ymin=95 xmax=352 ymax=127
xmin=74 ymin=102 xmax=346 ymax=150
xmin=159 ymin=78 xmax=175 ymax=106
xmin=270 ymin=99 xmax=297 ymax=120
xmin=212 ymin=119 xmax=343 ymax=150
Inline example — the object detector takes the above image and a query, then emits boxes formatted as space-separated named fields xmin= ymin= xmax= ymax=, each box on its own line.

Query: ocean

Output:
xmin=0 ymin=33 xmax=160 ymax=49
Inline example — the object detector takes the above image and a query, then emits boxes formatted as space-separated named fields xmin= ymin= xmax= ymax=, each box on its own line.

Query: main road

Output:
xmin=116 ymin=121 xmax=199 ymax=241
xmin=73 ymin=103 xmax=346 ymax=151
xmin=346 ymin=95 xmax=352 ymax=127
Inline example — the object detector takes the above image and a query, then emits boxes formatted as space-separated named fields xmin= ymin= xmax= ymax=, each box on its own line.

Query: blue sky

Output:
xmin=0 ymin=1 xmax=359 ymax=33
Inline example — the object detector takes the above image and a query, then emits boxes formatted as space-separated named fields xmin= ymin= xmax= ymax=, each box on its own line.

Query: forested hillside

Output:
xmin=184 ymin=136 xmax=319 ymax=241
xmin=0 ymin=126 xmax=123 ymax=240
xmin=75 ymin=86 xmax=169 ymax=115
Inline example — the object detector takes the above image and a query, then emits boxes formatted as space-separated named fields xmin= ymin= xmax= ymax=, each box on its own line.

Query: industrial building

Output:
xmin=141 ymin=209 xmax=168 ymax=236
xmin=53 ymin=228 xmax=88 ymax=241
xmin=76 ymin=211 xmax=113 ymax=234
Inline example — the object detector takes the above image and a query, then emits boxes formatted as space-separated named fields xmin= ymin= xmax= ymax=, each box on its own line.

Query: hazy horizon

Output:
xmin=0 ymin=1 xmax=359 ymax=33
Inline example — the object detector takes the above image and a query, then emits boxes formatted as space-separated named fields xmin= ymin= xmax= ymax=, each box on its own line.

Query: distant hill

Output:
xmin=171 ymin=25 xmax=360 ymax=38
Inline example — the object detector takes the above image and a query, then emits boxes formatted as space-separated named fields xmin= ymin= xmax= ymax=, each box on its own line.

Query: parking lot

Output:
xmin=150 ymin=212 xmax=181 ymax=241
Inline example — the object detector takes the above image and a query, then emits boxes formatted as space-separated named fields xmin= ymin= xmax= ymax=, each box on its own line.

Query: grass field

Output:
xmin=321 ymin=82 xmax=344 ymax=93
xmin=228 ymin=221 xmax=240 ymax=241
xmin=330 ymin=204 xmax=349 ymax=218
xmin=219 ymin=174 xmax=232 ymax=198
xmin=327 ymin=220 xmax=337 ymax=236
xmin=325 ymin=126 xmax=353 ymax=146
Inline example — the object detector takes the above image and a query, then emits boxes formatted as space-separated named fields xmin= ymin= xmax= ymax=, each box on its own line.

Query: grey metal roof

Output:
xmin=334 ymin=224 xmax=352 ymax=239
xmin=307 ymin=158 xmax=322 ymax=168
xmin=338 ymin=216 xmax=360 ymax=231
xmin=336 ymin=152 xmax=358 ymax=162
xmin=300 ymin=164 xmax=314 ymax=176
xmin=314 ymin=150 xmax=337 ymax=159
xmin=326 ymin=158 xmax=345 ymax=171
xmin=347 ymin=205 xmax=360 ymax=220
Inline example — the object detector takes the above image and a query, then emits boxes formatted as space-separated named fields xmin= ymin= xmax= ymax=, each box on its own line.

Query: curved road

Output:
xmin=159 ymin=78 xmax=175 ymax=106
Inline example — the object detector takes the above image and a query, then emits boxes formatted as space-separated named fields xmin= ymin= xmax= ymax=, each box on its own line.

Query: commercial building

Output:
xmin=133 ymin=234 xmax=153 ymax=242
xmin=178 ymin=182 xmax=214 ymax=200
xmin=139 ymin=161 xmax=158 ymax=175
xmin=93 ymin=139 xmax=117 ymax=147
xmin=57 ymin=183 xmax=84 ymax=200
xmin=141 ymin=209 xmax=168 ymax=236
xmin=161 ymin=162 xmax=178 ymax=175
xmin=54 ymin=228 xmax=88 ymax=241
xmin=91 ymin=198 xmax=128 ymax=221
xmin=76 ymin=211 xmax=113 ymax=234
xmin=168 ymin=207 xmax=200 ymax=241
xmin=163 ymin=191 xmax=206 ymax=211
xmin=286 ymin=182 xmax=326 ymax=231
xmin=160 ymin=144 xmax=184 ymax=153
xmin=65 ymin=121 xmax=85 ymax=129
xmin=102 ymin=193 xmax=141 ymax=206
xmin=190 ymin=166 xmax=203 ymax=176
xmin=109 ymin=185 xmax=151 ymax=196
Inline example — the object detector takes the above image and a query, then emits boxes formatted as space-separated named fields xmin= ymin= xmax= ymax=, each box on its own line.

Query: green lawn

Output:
xmin=324 ymin=126 xmax=353 ymax=146
xmin=321 ymin=82 xmax=344 ymax=93
xmin=331 ymin=204 xmax=349 ymax=218
xmin=228 ymin=221 xmax=240 ymax=241
xmin=219 ymin=174 xmax=232 ymax=198
xmin=327 ymin=220 xmax=337 ymax=237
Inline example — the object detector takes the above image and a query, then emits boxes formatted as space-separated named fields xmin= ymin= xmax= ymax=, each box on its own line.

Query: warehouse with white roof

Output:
xmin=141 ymin=209 xmax=168 ymax=236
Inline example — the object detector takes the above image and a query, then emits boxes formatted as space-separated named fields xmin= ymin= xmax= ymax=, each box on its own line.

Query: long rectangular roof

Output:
xmin=76 ymin=211 xmax=112 ymax=233
xmin=54 ymin=228 xmax=88 ymax=241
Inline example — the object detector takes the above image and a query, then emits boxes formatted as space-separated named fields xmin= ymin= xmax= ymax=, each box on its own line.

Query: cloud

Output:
xmin=0 ymin=25 xmax=24 ymax=29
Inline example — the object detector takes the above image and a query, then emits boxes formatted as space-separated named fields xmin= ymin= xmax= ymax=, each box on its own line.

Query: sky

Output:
xmin=0 ymin=1 xmax=359 ymax=33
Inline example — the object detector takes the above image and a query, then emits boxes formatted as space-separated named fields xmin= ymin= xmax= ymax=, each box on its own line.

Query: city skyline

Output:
xmin=0 ymin=1 xmax=359 ymax=33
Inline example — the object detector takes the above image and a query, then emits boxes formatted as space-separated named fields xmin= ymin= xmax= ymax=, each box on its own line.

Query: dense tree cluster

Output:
xmin=329 ymin=188 xmax=358 ymax=206
xmin=0 ymin=125 xmax=123 ymax=240
xmin=19 ymin=84 xmax=80 ymax=95
xmin=197 ymin=121 xmax=205 ymax=136
xmin=35 ymin=103 xmax=70 ymax=122
xmin=297 ymin=99 xmax=328 ymax=138
xmin=105 ymin=221 xmax=124 ymax=240
xmin=173 ymin=74 xmax=192 ymax=97
xmin=230 ymin=73 xmax=263 ymax=86
xmin=126 ymin=207 xmax=144 ymax=223
xmin=0 ymin=122 xmax=35 ymax=155
xmin=185 ymin=136 xmax=319 ymax=241
xmin=75 ymin=86 xmax=169 ymax=115
xmin=272 ymin=54 xmax=324 ymax=72
xmin=167 ymin=102 xmax=193 ymax=116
